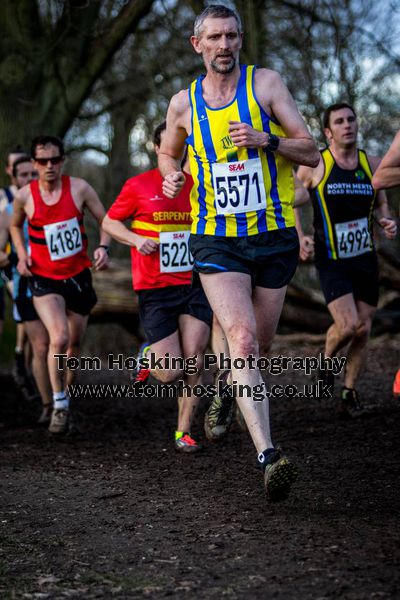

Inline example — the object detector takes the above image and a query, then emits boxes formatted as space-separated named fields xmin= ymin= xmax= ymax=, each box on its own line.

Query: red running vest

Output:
xmin=28 ymin=176 xmax=91 ymax=279
xmin=107 ymin=169 xmax=193 ymax=290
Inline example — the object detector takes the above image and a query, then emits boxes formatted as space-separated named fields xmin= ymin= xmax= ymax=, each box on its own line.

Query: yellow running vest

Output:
xmin=186 ymin=64 xmax=295 ymax=237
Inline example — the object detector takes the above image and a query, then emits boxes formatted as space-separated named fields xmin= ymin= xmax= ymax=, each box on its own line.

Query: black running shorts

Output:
xmin=317 ymin=252 xmax=379 ymax=307
xmin=189 ymin=228 xmax=299 ymax=289
xmin=29 ymin=268 xmax=97 ymax=316
xmin=137 ymin=284 xmax=212 ymax=344
xmin=15 ymin=297 xmax=39 ymax=322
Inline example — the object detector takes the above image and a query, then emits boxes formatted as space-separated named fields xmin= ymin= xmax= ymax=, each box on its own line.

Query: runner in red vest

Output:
xmin=102 ymin=122 xmax=212 ymax=452
xmin=10 ymin=135 xmax=110 ymax=434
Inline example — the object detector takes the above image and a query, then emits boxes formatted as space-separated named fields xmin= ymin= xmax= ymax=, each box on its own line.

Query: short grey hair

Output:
xmin=193 ymin=4 xmax=242 ymax=38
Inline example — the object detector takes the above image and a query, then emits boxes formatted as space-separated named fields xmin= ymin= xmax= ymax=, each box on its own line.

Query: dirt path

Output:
xmin=1 ymin=336 xmax=399 ymax=599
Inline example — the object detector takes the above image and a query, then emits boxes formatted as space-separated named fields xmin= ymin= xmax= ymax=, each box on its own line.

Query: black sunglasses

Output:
xmin=34 ymin=156 xmax=64 ymax=166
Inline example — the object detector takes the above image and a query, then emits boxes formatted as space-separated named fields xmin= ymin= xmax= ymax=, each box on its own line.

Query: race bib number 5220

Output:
xmin=212 ymin=157 xmax=267 ymax=215
xmin=44 ymin=217 xmax=82 ymax=261
xmin=159 ymin=231 xmax=194 ymax=273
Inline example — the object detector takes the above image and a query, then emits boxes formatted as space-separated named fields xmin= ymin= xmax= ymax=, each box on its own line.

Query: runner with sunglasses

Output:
xmin=10 ymin=135 xmax=110 ymax=434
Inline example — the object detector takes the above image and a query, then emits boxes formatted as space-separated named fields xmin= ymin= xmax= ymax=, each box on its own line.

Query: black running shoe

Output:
xmin=339 ymin=387 xmax=367 ymax=418
xmin=259 ymin=448 xmax=298 ymax=502
xmin=204 ymin=369 xmax=234 ymax=442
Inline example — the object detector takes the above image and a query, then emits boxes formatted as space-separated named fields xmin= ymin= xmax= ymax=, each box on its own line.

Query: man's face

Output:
xmin=33 ymin=143 xmax=64 ymax=184
xmin=15 ymin=161 xmax=37 ymax=189
xmin=191 ymin=17 xmax=242 ymax=75
xmin=6 ymin=152 xmax=25 ymax=183
xmin=325 ymin=108 xmax=358 ymax=148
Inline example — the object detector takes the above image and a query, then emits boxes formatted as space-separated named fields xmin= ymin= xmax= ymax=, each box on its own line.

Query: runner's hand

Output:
xmin=162 ymin=171 xmax=185 ymax=198
xmin=379 ymin=217 xmax=397 ymax=240
xmin=135 ymin=236 xmax=159 ymax=256
xmin=299 ymin=235 xmax=314 ymax=261
xmin=17 ymin=255 xmax=32 ymax=277
xmin=228 ymin=121 xmax=267 ymax=148
xmin=93 ymin=247 xmax=109 ymax=271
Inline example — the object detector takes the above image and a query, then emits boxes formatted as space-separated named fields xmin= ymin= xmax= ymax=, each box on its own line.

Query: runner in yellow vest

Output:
xmin=159 ymin=4 xmax=319 ymax=501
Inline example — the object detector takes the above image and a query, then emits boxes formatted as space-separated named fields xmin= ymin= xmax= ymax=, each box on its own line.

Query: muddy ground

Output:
xmin=1 ymin=334 xmax=399 ymax=599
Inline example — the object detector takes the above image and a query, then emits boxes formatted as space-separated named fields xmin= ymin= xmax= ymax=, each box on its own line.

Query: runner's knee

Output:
xmin=339 ymin=321 xmax=357 ymax=340
xmin=33 ymin=339 xmax=49 ymax=361
xmin=153 ymin=367 xmax=184 ymax=384
xmin=49 ymin=331 xmax=69 ymax=352
xmin=225 ymin=324 xmax=258 ymax=356
xmin=355 ymin=320 xmax=372 ymax=339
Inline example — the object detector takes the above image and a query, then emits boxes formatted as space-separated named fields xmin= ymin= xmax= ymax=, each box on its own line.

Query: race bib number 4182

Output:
xmin=335 ymin=217 xmax=371 ymax=258
xmin=44 ymin=217 xmax=82 ymax=261
xmin=212 ymin=158 xmax=267 ymax=215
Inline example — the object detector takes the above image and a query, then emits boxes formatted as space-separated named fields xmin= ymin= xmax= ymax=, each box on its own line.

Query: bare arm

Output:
xmin=79 ymin=180 xmax=111 ymax=270
xmin=9 ymin=191 xmax=32 ymax=276
xmin=229 ymin=70 xmax=319 ymax=168
xmin=294 ymin=165 xmax=316 ymax=260
xmin=372 ymin=131 xmax=400 ymax=189
xmin=158 ymin=90 xmax=190 ymax=198
xmin=367 ymin=155 xmax=397 ymax=240
xmin=0 ymin=211 xmax=10 ymax=267
xmin=374 ymin=189 xmax=397 ymax=239
xmin=102 ymin=215 xmax=158 ymax=256
xmin=294 ymin=206 xmax=314 ymax=261
xmin=293 ymin=171 xmax=310 ymax=208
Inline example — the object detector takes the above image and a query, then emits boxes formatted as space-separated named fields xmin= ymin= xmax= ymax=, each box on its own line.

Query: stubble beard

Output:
xmin=210 ymin=56 xmax=236 ymax=74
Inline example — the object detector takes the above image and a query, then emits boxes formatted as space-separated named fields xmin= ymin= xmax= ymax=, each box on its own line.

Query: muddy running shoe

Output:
xmin=259 ymin=448 xmax=298 ymax=502
xmin=20 ymin=374 xmax=41 ymax=402
xmin=48 ymin=408 xmax=69 ymax=434
xmin=131 ymin=342 xmax=151 ymax=384
xmin=339 ymin=387 xmax=366 ymax=418
xmin=174 ymin=432 xmax=202 ymax=453
xmin=13 ymin=350 xmax=26 ymax=382
xmin=393 ymin=369 xmax=400 ymax=399
xmin=12 ymin=361 xmax=40 ymax=402
xmin=204 ymin=369 xmax=234 ymax=441
xmin=38 ymin=404 xmax=53 ymax=426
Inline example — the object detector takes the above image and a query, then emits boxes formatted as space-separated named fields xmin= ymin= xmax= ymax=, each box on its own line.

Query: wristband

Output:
xmin=97 ymin=245 xmax=110 ymax=255
xmin=263 ymin=133 xmax=280 ymax=153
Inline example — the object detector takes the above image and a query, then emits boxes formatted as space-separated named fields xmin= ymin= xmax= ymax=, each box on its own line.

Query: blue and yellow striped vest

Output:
xmin=311 ymin=148 xmax=376 ymax=261
xmin=186 ymin=64 xmax=295 ymax=237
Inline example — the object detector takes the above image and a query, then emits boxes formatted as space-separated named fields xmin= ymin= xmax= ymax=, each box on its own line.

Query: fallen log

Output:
xmin=90 ymin=258 xmax=400 ymax=335
xmin=91 ymin=259 xmax=137 ymax=316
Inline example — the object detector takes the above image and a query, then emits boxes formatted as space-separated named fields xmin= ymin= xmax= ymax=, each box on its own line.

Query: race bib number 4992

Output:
xmin=44 ymin=217 xmax=82 ymax=261
xmin=212 ymin=158 xmax=267 ymax=215
xmin=335 ymin=217 xmax=371 ymax=258
xmin=159 ymin=230 xmax=194 ymax=273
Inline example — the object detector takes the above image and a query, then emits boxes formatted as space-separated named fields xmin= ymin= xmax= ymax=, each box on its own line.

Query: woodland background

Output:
xmin=1 ymin=0 xmax=399 ymax=336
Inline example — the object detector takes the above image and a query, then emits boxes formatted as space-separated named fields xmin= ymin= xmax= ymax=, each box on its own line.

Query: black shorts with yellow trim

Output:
xmin=189 ymin=227 xmax=299 ymax=289
xmin=29 ymin=268 xmax=97 ymax=316
xmin=316 ymin=252 xmax=379 ymax=307
xmin=137 ymin=284 xmax=212 ymax=345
